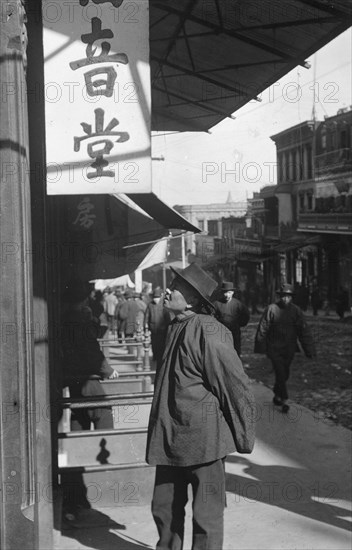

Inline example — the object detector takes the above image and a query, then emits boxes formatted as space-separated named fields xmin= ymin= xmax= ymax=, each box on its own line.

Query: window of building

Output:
xmin=321 ymin=128 xmax=327 ymax=149
xmin=285 ymin=152 xmax=290 ymax=180
xmin=306 ymin=145 xmax=312 ymax=179
xmin=341 ymin=130 xmax=347 ymax=149
xmin=207 ymin=219 xmax=218 ymax=236
xmin=307 ymin=193 xmax=313 ymax=211
xmin=292 ymin=150 xmax=297 ymax=181
xmin=299 ymin=193 xmax=305 ymax=211
xmin=198 ymin=219 xmax=204 ymax=231
xmin=296 ymin=148 xmax=302 ymax=180
xmin=277 ymin=153 xmax=282 ymax=182
xmin=296 ymin=260 xmax=302 ymax=284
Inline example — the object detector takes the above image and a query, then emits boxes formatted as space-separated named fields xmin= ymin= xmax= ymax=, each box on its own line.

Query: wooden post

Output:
xmin=0 ymin=2 xmax=45 ymax=548
xmin=162 ymin=262 xmax=167 ymax=292
xmin=143 ymin=326 xmax=151 ymax=371
xmin=136 ymin=320 xmax=143 ymax=370
xmin=181 ymin=232 xmax=186 ymax=268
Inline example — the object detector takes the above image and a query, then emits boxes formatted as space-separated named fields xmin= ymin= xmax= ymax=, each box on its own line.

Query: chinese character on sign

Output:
xmin=69 ymin=17 xmax=128 ymax=97
xmin=79 ymin=0 xmax=124 ymax=6
xmin=73 ymin=197 xmax=97 ymax=229
xmin=74 ymin=108 xmax=129 ymax=179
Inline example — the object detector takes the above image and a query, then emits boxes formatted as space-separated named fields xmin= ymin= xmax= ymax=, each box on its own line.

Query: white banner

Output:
xmin=43 ymin=0 xmax=151 ymax=194
xmin=137 ymin=238 xmax=168 ymax=270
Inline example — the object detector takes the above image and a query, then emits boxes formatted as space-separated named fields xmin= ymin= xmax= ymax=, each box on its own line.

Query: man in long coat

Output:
xmin=144 ymin=287 xmax=171 ymax=369
xmin=213 ymin=281 xmax=250 ymax=356
xmin=254 ymin=283 xmax=316 ymax=413
xmin=146 ymin=263 xmax=255 ymax=550
xmin=117 ymin=288 xmax=140 ymax=337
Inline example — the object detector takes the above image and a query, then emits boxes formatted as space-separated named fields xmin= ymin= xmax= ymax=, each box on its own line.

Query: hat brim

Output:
xmin=170 ymin=266 xmax=214 ymax=308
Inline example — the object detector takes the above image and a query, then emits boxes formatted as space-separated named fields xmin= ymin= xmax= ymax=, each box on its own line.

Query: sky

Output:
xmin=151 ymin=28 xmax=352 ymax=208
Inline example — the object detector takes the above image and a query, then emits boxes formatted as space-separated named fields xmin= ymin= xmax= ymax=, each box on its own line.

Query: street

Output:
xmin=242 ymin=311 xmax=352 ymax=430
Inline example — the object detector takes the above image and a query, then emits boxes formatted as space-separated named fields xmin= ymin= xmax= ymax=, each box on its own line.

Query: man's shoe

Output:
xmin=273 ymin=396 xmax=282 ymax=406
xmin=282 ymin=403 xmax=290 ymax=414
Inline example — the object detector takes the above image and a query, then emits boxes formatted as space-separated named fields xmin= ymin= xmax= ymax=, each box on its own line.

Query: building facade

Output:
xmin=271 ymin=108 xmax=352 ymax=305
xmin=181 ymin=110 xmax=352 ymax=309
xmin=173 ymin=194 xmax=247 ymax=263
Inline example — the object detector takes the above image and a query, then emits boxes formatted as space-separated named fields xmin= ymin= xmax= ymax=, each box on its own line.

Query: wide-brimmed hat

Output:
xmin=276 ymin=283 xmax=294 ymax=295
xmin=153 ymin=287 xmax=162 ymax=298
xmin=170 ymin=263 xmax=217 ymax=307
xmin=221 ymin=281 xmax=236 ymax=291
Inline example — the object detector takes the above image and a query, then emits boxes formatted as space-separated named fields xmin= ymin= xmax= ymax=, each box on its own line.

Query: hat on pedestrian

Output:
xmin=124 ymin=288 xmax=133 ymax=298
xmin=221 ymin=281 xmax=236 ymax=291
xmin=276 ymin=283 xmax=294 ymax=295
xmin=153 ymin=287 xmax=162 ymax=298
xmin=170 ymin=263 xmax=218 ymax=308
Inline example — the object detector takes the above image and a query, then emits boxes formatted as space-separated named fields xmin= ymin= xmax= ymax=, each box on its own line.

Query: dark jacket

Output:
xmin=146 ymin=312 xmax=255 ymax=467
xmin=254 ymin=301 xmax=316 ymax=357
xmin=145 ymin=301 xmax=171 ymax=359
xmin=118 ymin=299 xmax=140 ymax=335
xmin=213 ymin=298 xmax=250 ymax=355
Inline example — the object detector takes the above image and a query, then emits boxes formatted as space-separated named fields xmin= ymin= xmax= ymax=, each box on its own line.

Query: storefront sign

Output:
xmin=42 ymin=0 xmax=151 ymax=194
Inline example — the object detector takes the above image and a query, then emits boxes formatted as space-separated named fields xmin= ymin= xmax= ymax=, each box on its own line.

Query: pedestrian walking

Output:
xmin=254 ymin=283 xmax=316 ymax=413
xmin=248 ymin=283 xmax=260 ymax=314
xmin=133 ymin=290 xmax=148 ymax=327
xmin=335 ymin=285 xmax=349 ymax=320
xmin=103 ymin=289 xmax=118 ymax=335
xmin=310 ymin=279 xmax=321 ymax=317
xmin=118 ymin=288 xmax=140 ymax=337
xmin=146 ymin=263 xmax=255 ymax=550
xmin=213 ymin=281 xmax=250 ymax=356
xmin=144 ymin=287 xmax=171 ymax=370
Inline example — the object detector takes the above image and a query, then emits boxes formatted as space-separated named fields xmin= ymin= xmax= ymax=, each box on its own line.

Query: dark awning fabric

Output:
xmin=127 ymin=193 xmax=200 ymax=233
xmin=150 ymin=0 xmax=352 ymax=132
xmin=51 ymin=194 xmax=177 ymax=283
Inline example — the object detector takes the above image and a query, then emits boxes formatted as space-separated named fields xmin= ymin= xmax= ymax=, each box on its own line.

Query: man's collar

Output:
xmin=174 ymin=310 xmax=196 ymax=322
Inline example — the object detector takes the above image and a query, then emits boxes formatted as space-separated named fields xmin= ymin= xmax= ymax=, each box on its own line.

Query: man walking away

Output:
xmin=144 ymin=287 xmax=171 ymax=370
xmin=254 ymin=283 xmax=316 ymax=413
xmin=146 ymin=263 xmax=255 ymax=550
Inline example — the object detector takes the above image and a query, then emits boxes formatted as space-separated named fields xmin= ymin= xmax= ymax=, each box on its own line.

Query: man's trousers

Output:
xmin=269 ymin=350 xmax=295 ymax=401
xmin=152 ymin=458 xmax=226 ymax=550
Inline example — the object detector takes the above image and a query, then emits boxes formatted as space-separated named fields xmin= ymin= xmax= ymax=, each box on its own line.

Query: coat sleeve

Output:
xmin=118 ymin=302 xmax=128 ymax=321
xmin=254 ymin=307 xmax=270 ymax=353
xmin=144 ymin=305 xmax=151 ymax=328
xmin=238 ymin=303 xmax=250 ymax=327
xmin=296 ymin=310 xmax=316 ymax=358
xmin=201 ymin=322 xmax=255 ymax=453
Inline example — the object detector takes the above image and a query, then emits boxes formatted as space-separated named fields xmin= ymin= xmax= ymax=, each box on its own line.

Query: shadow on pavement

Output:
xmin=62 ymin=508 xmax=152 ymax=549
xmin=226 ymin=455 xmax=352 ymax=533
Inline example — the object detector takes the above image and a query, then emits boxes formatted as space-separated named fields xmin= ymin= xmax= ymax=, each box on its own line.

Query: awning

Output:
xmin=273 ymin=235 xmax=321 ymax=253
xmin=127 ymin=192 xmax=200 ymax=233
xmin=150 ymin=0 xmax=352 ymax=132
xmin=51 ymin=193 xmax=199 ymax=283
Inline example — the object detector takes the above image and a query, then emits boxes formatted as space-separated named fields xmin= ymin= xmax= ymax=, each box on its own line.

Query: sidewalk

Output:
xmin=55 ymin=381 xmax=352 ymax=550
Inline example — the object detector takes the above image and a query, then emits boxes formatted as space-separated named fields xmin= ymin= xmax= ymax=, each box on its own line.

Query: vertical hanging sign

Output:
xmin=42 ymin=0 xmax=151 ymax=194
